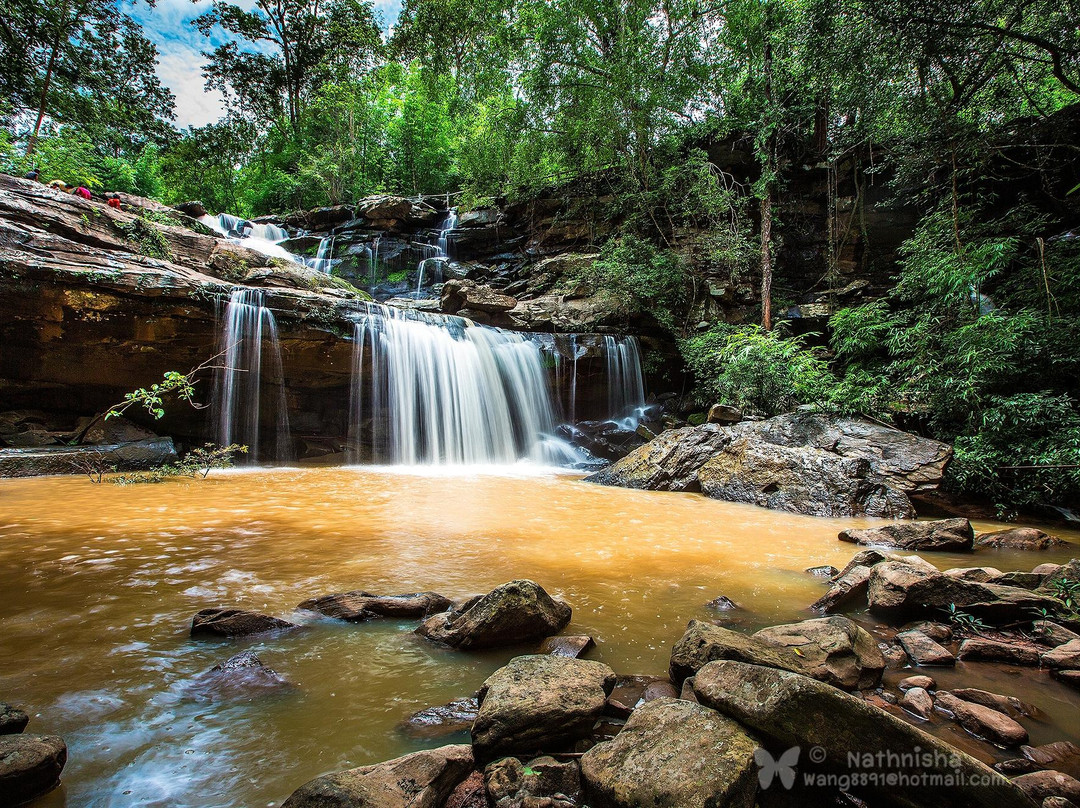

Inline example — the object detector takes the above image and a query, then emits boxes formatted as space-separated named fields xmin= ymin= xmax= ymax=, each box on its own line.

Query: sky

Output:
xmin=127 ymin=0 xmax=402 ymax=129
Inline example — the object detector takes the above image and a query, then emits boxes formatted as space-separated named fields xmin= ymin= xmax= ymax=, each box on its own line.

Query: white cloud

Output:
xmin=155 ymin=48 xmax=226 ymax=129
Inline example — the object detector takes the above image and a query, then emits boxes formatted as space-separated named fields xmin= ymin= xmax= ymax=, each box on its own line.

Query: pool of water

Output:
xmin=1 ymin=467 xmax=1078 ymax=806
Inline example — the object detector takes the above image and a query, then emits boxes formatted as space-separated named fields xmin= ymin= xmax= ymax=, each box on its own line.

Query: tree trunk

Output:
xmin=26 ymin=0 xmax=74 ymax=157
xmin=760 ymin=189 xmax=773 ymax=331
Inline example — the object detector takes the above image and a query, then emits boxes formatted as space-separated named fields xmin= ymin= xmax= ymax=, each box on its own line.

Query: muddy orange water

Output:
xmin=2 ymin=467 xmax=1079 ymax=807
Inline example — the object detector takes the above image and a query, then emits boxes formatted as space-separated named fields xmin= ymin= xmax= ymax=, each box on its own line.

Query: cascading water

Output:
xmin=312 ymin=235 xmax=335 ymax=274
xmin=603 ymin=335 xmax=647 ymax=426
xmin=212 ymin=289 xmax=293 ymax=463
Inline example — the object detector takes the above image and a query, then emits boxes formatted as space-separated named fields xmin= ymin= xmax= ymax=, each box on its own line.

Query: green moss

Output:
xmin=115 ymin=217 xmax=173 ymax=260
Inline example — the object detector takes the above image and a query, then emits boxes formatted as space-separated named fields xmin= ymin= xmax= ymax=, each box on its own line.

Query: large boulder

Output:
xmin=281 ymin=744 xmax=474 ymax=808
xmin=298 ymin=591 xmax=452 ymax=622
xmin=190 ymin=608 xmax=298 ymax=638
xmin=669 ymin=617 xmax=883 ymax=690
xmin=692 ymin=660 xmax=1035 ymax=808
xmin=471 ymin=655 xmax=615 ymax=759
xmin=810 ymin=564 xmax=873 ymax=613
xmin=0 ymin=438 xmax=178 ymax=478
xmin=976 ymin=528 xmax=1067 ymax=551
xmin=586 ymin=412 xmax=952 ymax=518
xmin=579 ymin=697 xmax=758 ymax=808
xmin=839 ymin=518 xmax=974 ymax=552
xmin=356 ymin=195 xmax=413 ymax=222
xmin=416 ymin=580 xmax=571 ymax=650
xmin=867 ymin=560 xmax=1062 ymax=622
xmin=441 ymin=279 xmax=517 ymax=315
xmin=0 ymin=734 xmax=67 ymax=805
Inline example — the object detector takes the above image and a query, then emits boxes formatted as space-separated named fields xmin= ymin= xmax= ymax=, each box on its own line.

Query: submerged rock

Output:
xmin=190 ymin=608 xmax=298 ymax=638
xmin=933 ymin=691 xmax=1029 ymax=747
xmin=471 ymin=655 xmax=615 ymax=759
xmin=580 ymin=697 xmax=758 ymax=808
xmin=896 ymin=630 xmax=956 ymax=666
xmin=297 ymin=591 xmax=452 ymax=622
xmin=0 ymin=734 xmax=67 ymax=805
xmin=692 ymin=660 xmax=1033 ymax=808
xmin=400 ymin=697 xmax=479 ymax=740
xmin=586 ymin=412 xmax=952 ymax=518
xmin=184 ymin=651 xmax=293 ymax=701
xmin=839 ymin=518 xmax=974 ymax=552
xmin=538 ymin=634 xmax=595 ymax=658
xmin=416 ymin=580 xmax=571 ymax=650
xmin=281 ymin=744 xmax=474 ymax=808
xmin=669 ymin=616 xmax=883 ymax=691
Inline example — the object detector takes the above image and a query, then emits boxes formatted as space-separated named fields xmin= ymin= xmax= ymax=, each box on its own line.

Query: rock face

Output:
xmin=297 ymin=591 xmax=452 ymax=622
xmin=281 ymin=744 xmax=474 ymax=808
xmin=0 ymin=438 xmax=178 ymax=478
xmin=416 ymin=580 xmax=571 ymax=650
xmin=0 ymin=734 xmax=68 ymax=805
xmin=692 ymin=660 xmax=1034 ymax=808
xmin=586 ymin=412 xmax=952 ymax=518
xmin=441 ymin=279 xmax=517 ymax=315
xmin=471 ymin=655 xmax=616 ymax=759
xmin=976 ymin=528 xmax=1067 ymax=551
xmin=579 ymin=698 xmax=758 ymax=808
xmin=934 ymin=691 xmax=1029 ymax=747
xmin=668 ymin=617 xmax=883 ymax=690
xmin=839 ymin=518 xmax=974 ymax=552
xmin=867 ymin=560 xmax=1061 ymax=621
xmin=190 ymin=608 xmax=298 ymax=638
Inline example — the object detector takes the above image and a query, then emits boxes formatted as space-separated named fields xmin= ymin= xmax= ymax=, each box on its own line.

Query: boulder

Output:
xmin=1043 ymin=640 xmax=1080 ymax=669
xmin=183 ymin=651 xmax=293 ymax=701
xmin=173 ymin=200 xmax=207 ymax=218
xmin=401 ymin=697 xmax=478 ymax=740
xmin=190 ymin=608 xmax=298 ymax=638
xmin=835 ymin=549 xmax=890 ymax=579
xmin=706 ymin=404 xmax=742 ymax=424
xmin=899 ymin=686 xmax=934 ymax=719
xmin=705 ymin=595 xmax=739 ymax=611
xmin=899 ymin=675 xmax=936 ymax=691
xmin=951 ymin=688 xmax=1036 ymax=718
xmin=356 ymin=195 xmax=413 ymax=222
xmin=416 ymin=580 xmax=571 ymax=650
xmin=471 ymin=655 xmax=615 ymax=759
xmin=901 ymin=620 xmax=954 ymax=643
xmin=0 ymin=734 xmax=67 ymax=805
xmin=281 ymin=744 xmax=474 ymax=808
xmin=1012 ymin=771 xmax=1080 ymax=804
xmin=958 ymin=638 xmax=1041 ymax=666
xmin=297 ymin=591 xmax=452 ymax=622
xmin=947 ymin=567 xmax=1006 ymax=583
xmin=586 ymin=412 xmax=952 ymax=519
xmin=933 ymin=691 xmax=1028 ymax=747
xmin=692 ymin=660 xmax=1033 ymax=808
xmin=896 ymin=630 xmax=956 ymax=666
xmin=0 ymin=703 xmax=29 ymax=734
xmin=807 ymin=565 xmax=839 ymax=578
xmin=839 ymin=518 xmax=974 ymax=552
xmin=977 ymin=528 xmax=1067 ymax=551
xmin=867 ymin=560 xmax=1062 ymax=621
xmin=1022 ymin=742 xmax=1080 ymax=779
xmin=441 ymin=279 xmax=517 ymax=315
xmin=484 ymin=755 xmax=582 ymax=808
xmin=538 ymin=635 xmax=595 ymax=658
xmin=1040 ymin=560 xmax=1080 ymax=593
xmin=1054 ymin=670 xmax=1080 ymax=689
xmin=1033 ymin=622 xmax=1080 ymax=648
xmin=579 ymin=697 xmax=758 ymax=808
xmin=811 ymin=564 xmax=872 ymax=613
xmin=668 ymin=617 xmax=883 ymax=691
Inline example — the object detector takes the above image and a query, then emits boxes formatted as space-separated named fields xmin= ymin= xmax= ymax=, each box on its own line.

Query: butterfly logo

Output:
xmin=754 ymin=746 xmax=800 ymax=790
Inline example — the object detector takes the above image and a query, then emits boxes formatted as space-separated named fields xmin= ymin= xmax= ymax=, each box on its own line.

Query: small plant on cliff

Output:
xmin=115 ymin=217 xmax=173 ymax=260
xmin=1048 ymin=579 xmax=1080 ymax=615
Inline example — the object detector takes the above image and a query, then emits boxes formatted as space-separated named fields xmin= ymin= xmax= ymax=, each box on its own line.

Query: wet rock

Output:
xmin=184 ymin=651 xmax=292 ymax=700
xmin=416 ymin=580 xmax=572 ymax=650
xmin=77 ymin=413 xmax=159 ymax=445
xmin=1035 ymin=620 xmax=1080 ymax=647
xmin=839 ymin=518 xmax=974 ymax=552
xmin=586 ymin=412 xmax=952 ymax=519
xmin=1034 ymin=564 xmax=1063 ymax=576
xmin=281 ymin=744 xmax=474 ymax=808
xmin=995 ymin=571 xmax=1048 ymax=590
xmin=867 ymin=560 xmax=1061 ymax=622
xmin=401 ymin=697 xmax=478 ymax=740
xmin=604 ymin=675 xmax=668 ymax=718
xmin=173 ymin=200 xmax=207 ymax=218
xmin=933 ymin=691 xmax=1028 ymax=747
xmin=539 ymin=635 xmax=595 ymax=658
xmin=898 ymin=675 xmax=936 ymax=691
xmin=900 ymin=621 xmax=953 ymax=643
xmin=0 ymin=438 xmax=178 ymax=478
xmin=190 ymin=608 xmax=298 ymax=638
xmin=644 ymin=679 xmax=678 ymax=701
xmin=1054 ymin=670 xmax=1080 ymax=689
xmin=444 ymin=770 xmax=486 ymax=808
xmin=706 ymin=404 xmax=742 ymax=424
xmin=1023 ymin=742 xmax=1080 ymax=779
xmin=899 ymin=686 xmax=934 ymax=719
xmin=356 ymin=195 xmax=412 ymax=222
xmin=1012 ymin=771 xmax=1080 ymax=804
xmin=705 ymin=595 xmax=739 ymax=611
xmin=947 ymin=567 xmax=1006 ymax=583
xmin=957 ymin=638 xmax=1041 ymax=666
xmin=952 ymin=688 xmax=1036 ymax=718
xmin=441 ymin=279 xmax=517 ymax=314
xmin=896 ymin=630 xmax=956 ymax=666
xmin=297 ymin=591 xmax=452 ymax=622
xmin=0 ymin=703 xmax=29 ymax=734
xmin=977 ymin=528 xmax=1067 ymax=551
xmin=1043 ymin=640 xmax=1080 ymax=669
xmin=580 ymin=697 xmax=758 ymax=808
xmin=1042 ymin=797 xmax=1080 ymax=808
xmin=835 ymin=549 xmax=890 ymax=579
xmin=807 ymin=565 xmax=839 ymax=578
xmin=879 ymin=642 xmax=909 ymax=668
xmin=692 ymin=660 xmax=1032 ymax=808
xmin=0 ymin=734 xmax=67 ymax=805
xmin=811 ymin=564 xmax=872 ymax=613
xmin=472 ymin=655 xmax=616 ymax=759
xmin=669 ymin=616 xmax=884 ymax=691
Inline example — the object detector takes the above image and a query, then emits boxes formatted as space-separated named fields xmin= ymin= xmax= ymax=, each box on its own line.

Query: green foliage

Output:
xmin=105 ymin=367 xmax=206 ymax=421
xmin=943 ymin=604 xmax=988 ymax=636
xmin=115 ymin=218 xmax=172 ymax=261
xmin=681 ymin=325 xmax=835 ymax=416
xmin=112 ymin=444 xmax=248 ymax=485
xmin=1049 ymin=579 xmax=1080 ymax=615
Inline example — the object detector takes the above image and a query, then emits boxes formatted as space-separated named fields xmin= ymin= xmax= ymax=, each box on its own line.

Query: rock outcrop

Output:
xmin=190 ymin=608 xmax=298 ymax=638
xmin=297 ymin=591 xmax=452 ymax=622
xmin=0 ymin=734 xmax=68 ymax=805
xmin=586 ymin=412 xmax=952 ymax=518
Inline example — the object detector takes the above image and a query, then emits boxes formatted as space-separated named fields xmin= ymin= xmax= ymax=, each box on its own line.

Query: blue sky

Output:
xmin=128 ymin=0 xmax=402 ymax=128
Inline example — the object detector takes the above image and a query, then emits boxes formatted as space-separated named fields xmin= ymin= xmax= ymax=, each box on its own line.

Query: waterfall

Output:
xmin=603 ymin=336 xmax=647 ymax=425
xmin=437 ymin=210 xmax=457 ymax=257
xmin=312 ymin=235 xmax=335 ymax=274
xmin=212 ymin=289 xmax=293 ymax=463
xmin=346 ymin=304 xmax=564 ymax=465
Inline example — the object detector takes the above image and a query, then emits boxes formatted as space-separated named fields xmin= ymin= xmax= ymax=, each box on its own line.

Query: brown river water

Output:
xmin=1 ymin=467 xmax=1079 ymax=807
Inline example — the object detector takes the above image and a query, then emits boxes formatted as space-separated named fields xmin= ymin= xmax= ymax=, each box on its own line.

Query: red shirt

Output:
xmin=108 ymin=198 xmax=121 ymax=209
xmin=74 ymin=187 xmax=91 ymax=200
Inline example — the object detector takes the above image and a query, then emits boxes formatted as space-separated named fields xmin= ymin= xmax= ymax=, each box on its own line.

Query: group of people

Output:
xmin=23 ymin=167 xmax=122 ymax=209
